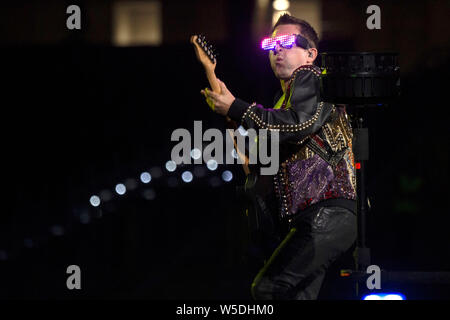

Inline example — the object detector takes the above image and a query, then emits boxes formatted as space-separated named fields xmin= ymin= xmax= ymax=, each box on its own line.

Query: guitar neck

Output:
xmin=205 ymin=70 xmax=250 ymax=176
xmin=205 ymin=69 xmax=221 ymax=94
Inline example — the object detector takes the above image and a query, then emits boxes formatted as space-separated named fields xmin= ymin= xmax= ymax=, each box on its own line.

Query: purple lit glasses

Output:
xmin=261 ymin=34 xmax=310 ymax=51
xmin=261 ymin=34 xmax=297 ymax=51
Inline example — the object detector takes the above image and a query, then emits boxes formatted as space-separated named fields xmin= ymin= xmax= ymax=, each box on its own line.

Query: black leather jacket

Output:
xmin=228 ymin=64 xmax=356 ymax=235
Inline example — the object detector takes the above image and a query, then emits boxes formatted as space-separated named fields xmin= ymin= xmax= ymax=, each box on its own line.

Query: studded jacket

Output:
xmin=227 ymin=65 xmax=357 ymax=223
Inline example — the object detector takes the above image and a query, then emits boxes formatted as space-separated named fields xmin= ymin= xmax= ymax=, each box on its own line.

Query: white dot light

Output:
xmin=206 ymin=159 xmax=218 ymax=171
xmin=115 ymin=183 xmax=126 ymax=195
xmin=90 ymin=195 xmax=101 ymax=207
xmin=231 ymin=149 xmax=239 ymax=159
xmin=190 ymin=148 xmax=202 ymax=160
xmin=222 ymin=170 xmax=233 ymax=182
xmin=182 ymin=171 xmax=193 ymax=183
xmin=166 ymin=160 xmax=177 ymax=172
xmin=140 ymin=172 xmax=152 ymax=183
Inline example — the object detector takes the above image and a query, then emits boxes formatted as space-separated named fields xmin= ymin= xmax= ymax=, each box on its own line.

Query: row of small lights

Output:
xmin=88 ymin=149 xmax=237 ymax=208
xmin=0 ymin=150 xmax=238 ymax=262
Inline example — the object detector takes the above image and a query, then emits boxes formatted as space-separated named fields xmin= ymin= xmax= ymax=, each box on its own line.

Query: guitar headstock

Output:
xmin=190 ymin=34 xmax=217 ymax=72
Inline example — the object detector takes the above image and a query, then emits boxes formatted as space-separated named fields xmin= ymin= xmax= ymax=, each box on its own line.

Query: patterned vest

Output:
xmin=272 ymin=83 xmax=357 ymax=220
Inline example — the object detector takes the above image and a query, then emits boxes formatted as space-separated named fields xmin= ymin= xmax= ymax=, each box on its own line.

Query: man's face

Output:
xmin=269 ymin=24 xmax=310 ymax=81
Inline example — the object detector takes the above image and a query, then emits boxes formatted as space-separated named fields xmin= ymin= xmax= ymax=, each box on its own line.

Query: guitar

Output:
xmin=191 ymin=34 xmax=279 ymax=247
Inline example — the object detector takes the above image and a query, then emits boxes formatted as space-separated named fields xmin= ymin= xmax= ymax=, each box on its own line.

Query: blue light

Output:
xmin=115 ymin=183 xmax=126 ymax=195
xmin=89 ymin=195 xmax=101 ymax=207
xmin=181 ymin=171 xmax=193 ymax=183
xmin=190 ymin=148 xmax=202 ymax=160
xmin=222 ymin=170 xmax=233 ymax=182
xmin=140 ymin=172 xmax=152 ymax=184
xmin=206 ymin=159 xmax=218 ymax=171
xmin=165 ymin=160 xmax=177 ymax=172
xmin=362 ymin=293 xmax=406 ymax=300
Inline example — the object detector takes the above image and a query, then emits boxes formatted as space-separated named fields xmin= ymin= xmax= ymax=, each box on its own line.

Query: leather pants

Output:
xmin=251 ymin=206 xmax=357 ymax=300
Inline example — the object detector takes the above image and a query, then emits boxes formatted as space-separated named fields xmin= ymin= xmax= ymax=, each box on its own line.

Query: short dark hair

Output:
xmin=272 ymin=14 xmax=319 ymax=49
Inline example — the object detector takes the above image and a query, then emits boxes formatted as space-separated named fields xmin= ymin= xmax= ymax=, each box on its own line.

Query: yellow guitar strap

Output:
xmin=273 ymin=86 xmax=293 ymax=110
xmin=273 ymin=93 xmax=285 ymax=110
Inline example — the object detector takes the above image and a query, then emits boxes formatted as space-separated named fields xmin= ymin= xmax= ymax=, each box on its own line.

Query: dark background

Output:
xmin=0 ymin=0 xmax=449 ymax=300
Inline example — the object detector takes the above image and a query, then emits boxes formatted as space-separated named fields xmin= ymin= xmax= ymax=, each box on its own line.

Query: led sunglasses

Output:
xmin=261 ymin=34 xmax=310 ymax=51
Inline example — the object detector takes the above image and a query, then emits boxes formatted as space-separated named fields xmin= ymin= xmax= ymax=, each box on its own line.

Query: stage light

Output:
xmin=206 ymin=159 xmax=218 ymax=171
xmin=363 ymin=294 xmax=381 ymax=300
xmin=115 ymin=183 xmax=126 ymax=195
xmin=222 ymin=170 xmax=233 ymax=182
xmin=182 ymin=171 xmax=193 ymax=183
xmin=89 ymin=195 xmax=101 ymax=207
xmin=140 ymin=171 xmax=152 ymax=183
xmin=166 ymin=160 xmax=177 ymax=172
xmin=231 ymin=149 xmax=239 ymax=159
xmin=190 ymin=148 xmax=202 ymax=160
xmin=273 ymin=0 xmax=290 ymax=11
xmin=384 ymin=294 xmax=405 ymax=300
xmin=362 ymin=293 xmax=406 ymax=300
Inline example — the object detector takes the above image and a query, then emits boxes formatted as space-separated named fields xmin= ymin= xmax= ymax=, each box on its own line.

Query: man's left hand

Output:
xmin=200 ymin=79 xmax=235 ymax=116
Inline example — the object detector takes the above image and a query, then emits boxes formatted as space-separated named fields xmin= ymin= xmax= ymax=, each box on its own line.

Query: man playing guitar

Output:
xmin=200 ymin=14 xmax=357 ymax=300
